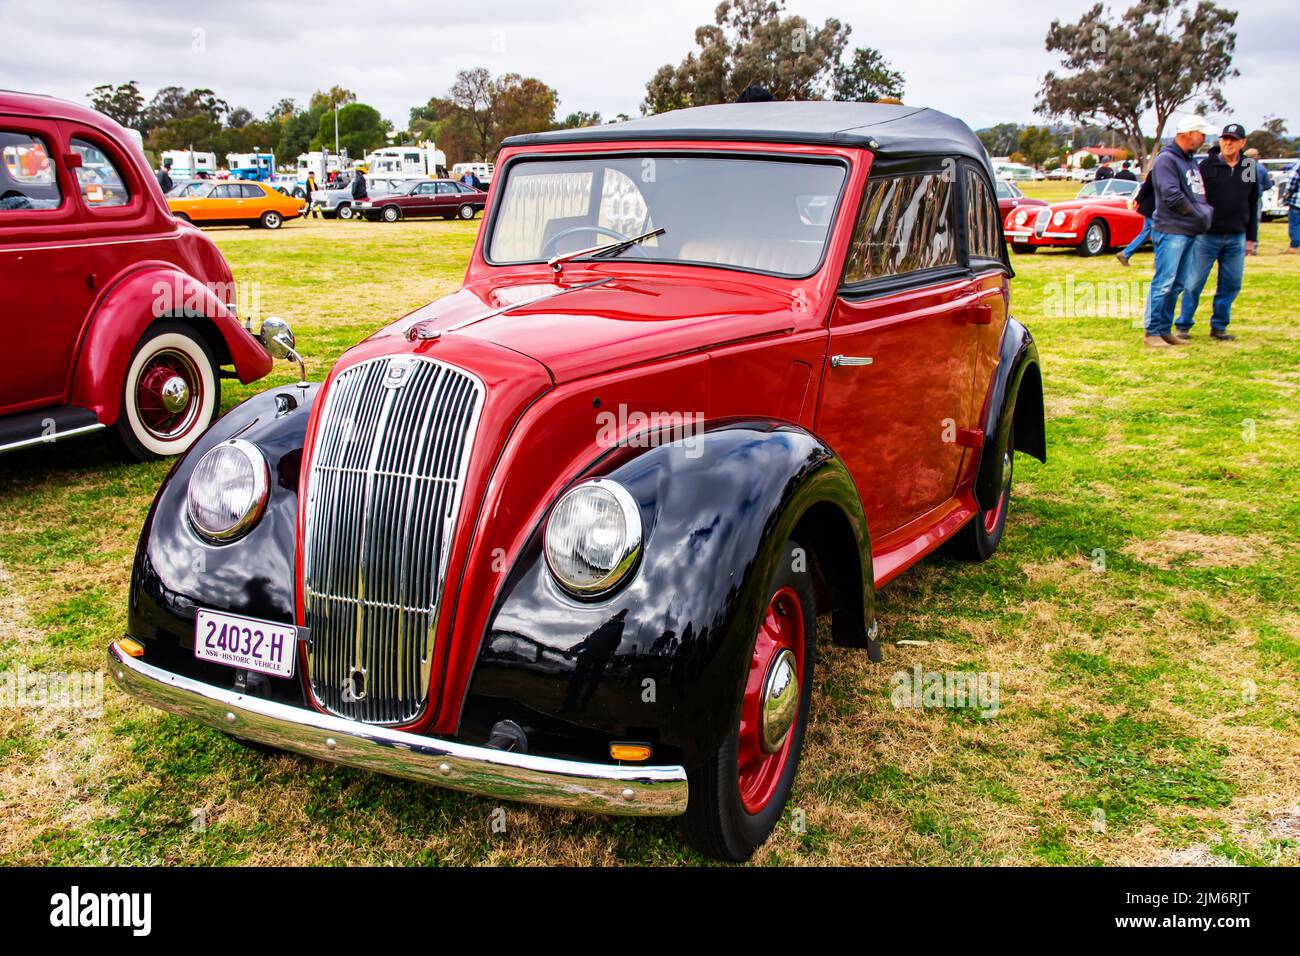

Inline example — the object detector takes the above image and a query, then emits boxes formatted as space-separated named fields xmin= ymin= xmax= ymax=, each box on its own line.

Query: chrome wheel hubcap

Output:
xmin=760 ymin=649 xmax=799 ymax=753
xmin=160 ymin=375 xmax=190 ymax=413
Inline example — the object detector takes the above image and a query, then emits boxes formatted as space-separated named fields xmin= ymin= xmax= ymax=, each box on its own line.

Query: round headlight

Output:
xmin=1014 ymin=210 xmax=1027 ymax=226
xmin=187 ymin=439 xmax=270 ymax=542
xmin=544 ymin=479 xmax=642 ymax=597
xmin=1052 ymin=211 xmax=1067 ymax=226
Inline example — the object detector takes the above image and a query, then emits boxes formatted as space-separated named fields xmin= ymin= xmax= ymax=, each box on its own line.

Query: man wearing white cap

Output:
xmin=1142 ymin=115 xmax=1217 ymax=348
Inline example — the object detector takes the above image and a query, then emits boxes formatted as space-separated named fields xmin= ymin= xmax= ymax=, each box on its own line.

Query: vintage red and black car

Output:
xmin=0 ymin=90 xmax=287 ymax=459
xmin=994 ymin=178 xmax=1048 ymax=219
xmin=110 ymin=102 xmax=1046 ymax=861
xmin=355 ymin=178 xmax=488 ymax=222
xmin=1003 ymin=177 xmax=1145 ymax=256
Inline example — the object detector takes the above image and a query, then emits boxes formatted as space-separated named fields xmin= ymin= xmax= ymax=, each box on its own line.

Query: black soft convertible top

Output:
xmin=501 ymin=101 xmax=992 ymax=172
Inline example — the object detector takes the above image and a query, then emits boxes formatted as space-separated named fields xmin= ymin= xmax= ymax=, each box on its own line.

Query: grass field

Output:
xmin=2 ymin=187 xmax=1298 ymax=865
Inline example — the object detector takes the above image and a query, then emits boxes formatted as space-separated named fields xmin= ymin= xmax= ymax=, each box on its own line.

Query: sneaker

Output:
xmin=1144 ymin=334 xmax=1172 ymax=348
xmin=1210 ymin=330 xmax=1236 ymax=341
xmin=1115 ymin=252 xmax=1130 ymax=267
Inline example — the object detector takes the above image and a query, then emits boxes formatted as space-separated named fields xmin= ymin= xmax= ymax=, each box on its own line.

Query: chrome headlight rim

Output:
xmin=544 ymin=478 xmax=643 ymax=598
xmin=186 ymin=438 xmax=271 ymax=543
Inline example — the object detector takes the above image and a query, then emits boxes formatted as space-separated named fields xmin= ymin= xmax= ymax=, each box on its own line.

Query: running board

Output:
xmin=0 ymin=406 xmax=104 ymax=455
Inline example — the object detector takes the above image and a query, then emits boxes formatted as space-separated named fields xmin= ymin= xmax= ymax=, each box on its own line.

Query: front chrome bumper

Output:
xmin=108 ymin=642 xmax=688 ymax=816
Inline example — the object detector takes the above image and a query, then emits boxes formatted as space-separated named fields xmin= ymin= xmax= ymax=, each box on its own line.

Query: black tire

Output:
xmin=948 ymin=425 xmax=1014 ymax=562
xmin=260 ymin=210 xmax=283 ymax=229
xmin=457 ymin=203 xmax=475 ymax=220
xmin=337 ymin=204 xmax=354 ymax=221
xmin=321 ymin=209 xmax=338 ymax=220
xmin=1011 ymin=243 xmax=1036 ymax=255
xmin=381 ymin=204 xmax=401 ymax=222
xmin=292 ymin=187 xmax=306 ymax=200
xmin=173 ymin=212 xmax=192 ymax=223
xmin=679 ymin=538 xmax=816 ymax=862
xmin=111 ymin=321 xmax=220 ymax=461
xmin=1079 ymin=220 xmax=1108 ymax=257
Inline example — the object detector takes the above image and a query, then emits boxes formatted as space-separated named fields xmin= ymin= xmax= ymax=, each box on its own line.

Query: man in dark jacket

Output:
xmin=1174 ymin=123 xmax=1258 ymax=341
xmin=350 ymin=165 xmax=368 ymax=203
xmin=1115 ymin=161 xmax=1138 ymax=182
xmin=1142 ymin=115 xmax=1216 ymax=348
xmin=1095 ymin=162 xmax=1115 ymax=181
xmin=155 ymin=158 xmax=173 ymax=193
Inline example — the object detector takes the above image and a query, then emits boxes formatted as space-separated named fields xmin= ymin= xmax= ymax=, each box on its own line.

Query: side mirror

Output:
xmin=259 ymin=317 xmax=308 ymax=386
xmin=259 ymin=317 xmax=296 ymax=359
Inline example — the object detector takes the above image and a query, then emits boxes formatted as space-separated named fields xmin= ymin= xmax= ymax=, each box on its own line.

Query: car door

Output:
xmin=433 ymin=181 xmax=462 ymax=216
xmin=0 ymin=120 xmax=93 ymax=414
xmin=202 ymin=183 xmax=241 ymax=222
xmin=404 ymin=181 xmax=437 ymax=217
xmin=241 ymin=182 xmax=269 ymax=219
xmin=815 ymin=162 xmax=986 ymax=545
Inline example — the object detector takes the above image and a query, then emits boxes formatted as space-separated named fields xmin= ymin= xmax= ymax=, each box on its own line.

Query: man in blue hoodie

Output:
xmin=1143 ymin=115 xmax=1217 ymax=348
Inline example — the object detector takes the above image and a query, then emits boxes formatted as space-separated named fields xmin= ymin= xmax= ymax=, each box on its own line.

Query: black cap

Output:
xmin=1220 ymin=123 xmax=1246 ymax=140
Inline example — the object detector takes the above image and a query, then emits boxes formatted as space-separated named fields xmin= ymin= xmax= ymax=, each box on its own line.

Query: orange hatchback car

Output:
xmin=168 ymin=180 xmax=304 ymax=229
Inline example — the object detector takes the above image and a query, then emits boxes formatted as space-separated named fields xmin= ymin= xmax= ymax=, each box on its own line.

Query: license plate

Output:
xmin=194 ymin=609 xmax=297 ymax=678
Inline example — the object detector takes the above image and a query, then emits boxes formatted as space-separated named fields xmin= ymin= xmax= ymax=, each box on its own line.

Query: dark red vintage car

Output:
xmin=110 ymin=102 xmax=1045 ymax=861
xmin=355 ymin=178 xmax=488 ymax=222
xmin=1003 ymin=178 xmax=1145 ymax=256
xmin=0 ymin=90 xmax=286 ymax=459
xmin=995 ymin=178 xmax=1048 ymax=218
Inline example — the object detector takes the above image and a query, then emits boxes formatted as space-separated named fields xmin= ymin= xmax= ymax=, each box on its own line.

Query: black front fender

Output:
xmin=127 ymin=384 xmax=319 ymax=704
xmin=461 ymin=421 xmax=874 ymax=768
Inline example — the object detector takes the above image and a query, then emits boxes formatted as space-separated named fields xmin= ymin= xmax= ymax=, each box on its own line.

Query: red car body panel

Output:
xmin=0 ymin=91 xmax=270 ymax=426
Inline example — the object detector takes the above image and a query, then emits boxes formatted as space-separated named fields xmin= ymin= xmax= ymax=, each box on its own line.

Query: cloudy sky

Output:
xmin=3 ymin=0 xmax=1297 ymax=136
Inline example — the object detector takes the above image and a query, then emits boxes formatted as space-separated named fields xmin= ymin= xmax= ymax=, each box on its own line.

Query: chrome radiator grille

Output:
xmin=1034 ymin=208 xmax=1051 ymax=238
xmin=303 ymin=356 xmax=484 ymax=724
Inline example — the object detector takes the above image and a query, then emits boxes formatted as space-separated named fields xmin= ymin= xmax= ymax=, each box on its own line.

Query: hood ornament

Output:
xmin=405 ymin=321 xmax=442 ymax=342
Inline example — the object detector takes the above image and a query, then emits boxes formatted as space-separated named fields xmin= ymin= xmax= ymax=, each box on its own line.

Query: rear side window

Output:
xmin=843 ymin=171 xmax=956 ymax=283
xmin=964 ymin=169 xmax=1001 ymax=260
xmin=212 ymin=184 xmax=240 ymax=199
xmin=240 ymin=183 xmax=264 ymax=198
xmin=0 ymin=130 xmax=61 ymax=211
xmin=71 ymin=138 xmax=130 ymax=207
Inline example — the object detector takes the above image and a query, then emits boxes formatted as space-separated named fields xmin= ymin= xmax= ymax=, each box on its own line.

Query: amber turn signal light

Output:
xmin=609 ymin=743 xmax=653 ymax=762
xmin=117 ymin=638 xmax=145 ymax=658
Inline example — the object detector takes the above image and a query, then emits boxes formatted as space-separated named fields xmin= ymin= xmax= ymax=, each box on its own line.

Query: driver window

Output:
xmin=0 ymin=130 xmax=62 ymax=211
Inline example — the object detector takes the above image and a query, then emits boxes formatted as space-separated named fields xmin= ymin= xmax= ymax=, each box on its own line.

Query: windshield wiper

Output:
xmin=547 ymin=227 xmax=666 ymax=273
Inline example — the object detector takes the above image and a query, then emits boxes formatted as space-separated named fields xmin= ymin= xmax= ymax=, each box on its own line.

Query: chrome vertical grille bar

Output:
xmin=303 ymin=356 xmax=484 ymax=725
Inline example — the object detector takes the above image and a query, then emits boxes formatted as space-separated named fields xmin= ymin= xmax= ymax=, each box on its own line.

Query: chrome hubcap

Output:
xmin=760 ymin=649 xmax=799 ymax=753
xmin=160 ymin=375 xmax=190 ymax=413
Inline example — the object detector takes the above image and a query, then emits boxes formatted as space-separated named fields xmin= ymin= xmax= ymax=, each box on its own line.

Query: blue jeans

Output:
xmin=1121 ymin=217 xmax=1152 ymax=259
xmin=1177 ymin=232 xmax=1245 ymax=333
xmin=1144 ymin=230 xmax=1198 ymax=336
xmin=1290 ymin=207 xmax=1300 ymax=249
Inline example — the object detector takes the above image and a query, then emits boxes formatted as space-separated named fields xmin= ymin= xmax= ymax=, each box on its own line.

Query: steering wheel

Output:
xmin=540 ymin=225 xmax=647 ymax=259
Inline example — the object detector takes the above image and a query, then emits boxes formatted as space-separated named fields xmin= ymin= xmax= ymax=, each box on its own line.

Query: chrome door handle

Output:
xmin=831 ymin=355 xmax=873 ymax=367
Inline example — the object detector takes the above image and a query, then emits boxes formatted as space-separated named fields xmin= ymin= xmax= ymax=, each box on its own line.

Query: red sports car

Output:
xmin=355 ymin=178 xmax=488 ymax=222
xmin=1003 ymin=178 xmax=1145 ymax=256
xmin=0 ymin=90 xmax=290 ymax=459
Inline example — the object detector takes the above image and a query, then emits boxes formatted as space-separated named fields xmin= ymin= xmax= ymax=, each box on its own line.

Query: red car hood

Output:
xmin=1049 ymin=196 xmax=1127 ymax=213
xmin=360 ymin=271 xmax=806 ymax=384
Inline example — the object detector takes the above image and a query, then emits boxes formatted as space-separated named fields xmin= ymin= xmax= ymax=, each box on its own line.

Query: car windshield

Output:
xmin=995 ymin=181 xmax=1018 ymax=199
xmin=486 ymin=154 xmax=847 ymax=277
xmin=1076 ymin=179 xmax=1138 ymax=199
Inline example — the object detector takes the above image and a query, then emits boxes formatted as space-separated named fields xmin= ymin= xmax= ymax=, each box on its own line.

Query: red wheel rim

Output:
xmin=135 ymin=347 xmax=203 ymax=441
xmin=738 ymin=585 xmax=805 ymax=815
